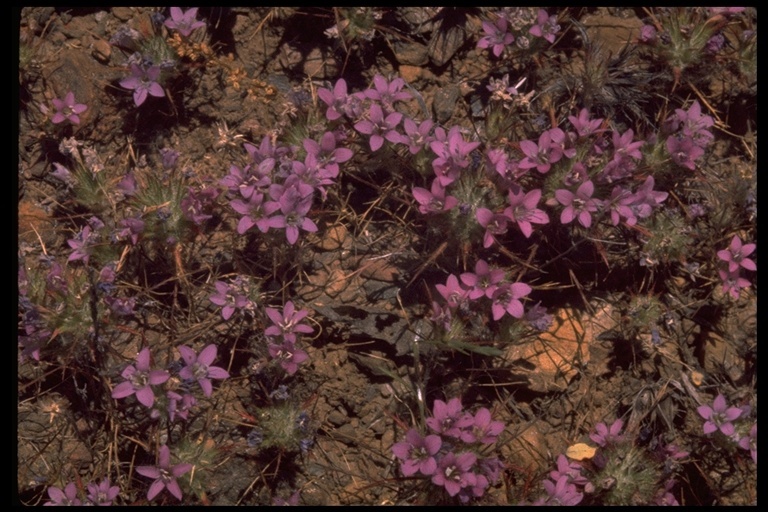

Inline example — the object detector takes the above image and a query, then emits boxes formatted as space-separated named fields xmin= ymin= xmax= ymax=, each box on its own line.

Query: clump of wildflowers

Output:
xmin=716 ymin=235 xmax=756 ymax=300
xmin=392 ymin=398 xmax=505 ymax=502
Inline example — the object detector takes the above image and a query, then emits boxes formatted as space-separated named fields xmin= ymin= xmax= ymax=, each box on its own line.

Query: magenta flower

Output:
xmin=435 ymin=274 xmax=469 ymax=310
xmin=429 ymin=126 xmax=480 ymax=186
xmin=697 ymin=394 xmax=743 ymax=436
xmin=392 ymin=428 xmax=442 ymax=476
xmin=268 ymin=186 xmax=318 ymax=245
xmin=460 ymin=259 xmax=505 ymax=300
xmin=178 ymin=344 xmax=230 ymax=397
xmin=539 ymin=475 xmax=583 ymax=505
xmin=604 ymin=185 xmax=637 ymax=226
xmin=719 ymin=268 xmax=751 ymax=300
xmin=738 ymin=423 xmax=757 ymax=464
xmin=477 ymin=18 xmax=515 ymax=57
xmin=505 ymin=187 xmax=549 ymax=238
xmin=167 ymin=390 xmax=196 ymax=422
xmin=111 ymin=347 xmax=170 ymax=408
xmin=264 ymin=300 xmax=314 ymax=343
xmin=209 ymin=280 xmax=252 ymax=320
xmin=317 ymin=78 xmax=350 ymax=121
xmin=303 ymin=131 xmax=353 ymax=176
xmin=555 ymin=180 xmax=601 ymax=228
xmin=476 ymin=207 xmax=511 ymax=248
xmin=86 ymin=478 xmax=120 ymax=506
xmin=528 ymin=9 xmax=561 ymax=44
xmin=518 ymin=129 xmax=566 ymax=174
xmin=354 ymin=103 xmax=403 ymax=152
xmin=412 ymin=179 xmax=458 ymax=214
xmin=568 ymin=108 xmax=604 ymax=139
xmin=136 ymin=445 xmax=193 ymax=501
xmin=549 ymin=454 xmax=591 ymax=489
xmin=66 ymin=225 xmax=94 ymax=264
xmin=268 ymin=339 xmax=309 ymax=375
xmin=461 ymin=408 xmax=505 ymax=444
xmin=51 ymin=91 xmax=87 ymax=125
xmin=164 ymin=7 xmax=205 ymax=37
xmin=590 ymin=418 xmax=625 ymax=447
xmin=666 ymin=135 xmax=704 ymax=170
xmin=363 ymin=74 xmax=411 ymax=110
xmin=717 ymin=235 xmax=756 ymax=273
xmin=431 ymin=452 xmax=478 ymax=497
xmin=230 ymin=192 xmax=281 ymax=235
xmin=120 ymin=64 xmax=165 ymax=106
xmin=426 ymin=398 xmax=474 ymax=438
xmin=45 ymin=482 xmax=82 ymax=506
xmin=400 ymin=117 xmax=435 ymax=154
xmin=490 ymin=282 xmax=531 ymax=320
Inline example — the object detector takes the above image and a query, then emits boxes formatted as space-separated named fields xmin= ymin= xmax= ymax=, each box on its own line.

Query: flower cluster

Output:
xmin=221 ymin=131 xmax=349 ymax=245
xmin=716 ymin=235 xmax=756 ymax=300
xmin=111 ymin=344 xmax=229 ymax=420
xmin=696 ymin=392 xmax=756 ymax=463
xmin=392 ymin=398 xmax=505 ymax=502
xmin=663 ymin=101 xmax=714 ymax=171
xmin=433 ymin=261 xmax=533 ymax=325
xmin=476 ymin=8 xmax=561 ymax=57
xmin=264 ymin=301 xmax=312 ymax=375
xmin=45 ymin=477 xmax=120 ymax=506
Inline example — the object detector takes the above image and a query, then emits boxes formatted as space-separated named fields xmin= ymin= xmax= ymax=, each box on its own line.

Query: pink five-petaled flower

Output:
xmin=717 ymin=235 xmax=756 ymax=273
xmin=539 ymin=474 xmax=584 ymax=505
xmin=556 ymin=180 xmax=601 ymax=228
xmin=505 ymin=187 xmax=549 ymax=238
xmin=209 ymin=280 xmax=251 ymax=320
xmin=431 ymin=451 xmax=478 ymax=497
xmin=265 ymin=300 xmax=314 ymax=344
xmin=317 ymin=78 xmax=349 ymax=121
xmin=666 ymin=135 xmax=704 ymax=170
xmin=364 ymin=74 xmax=411 ymax=110
xmin=392 ymin=428 xmax=442 ymax=476
xmin=164 ymin=7 xmax=206 ymax=37
xmin=568 ymin=108 xmax=604 ymax=139
xmin=460 ymin=259 xmax=505 ymax=300
xmin=178 ymin=344 xmax=230 ymax=397
xmin=718 ymin=267 xmax=751 ymax=300
xmin=111 ymin=347 xmax=170 ymax=408
xmin=477 ymin=18 xmax=515 ymax=57
xmin=303 ymin=132 xmax=353 ymax=176
xmin=354 ymin=103 xmax=403 ymax=152
xmin=426 ymin=398 xmax=474 ymax=438
xmin=476 ymin=207 xmax=511 ymax=248
xmin=400 ymin=117 xmax=435 ymax=154
xmin=697 ymin=394 xmax=743 ymax=436
xmin=120 ymin=64 xmax=165 ymax=106
xmin=86 ymin=478 xmax=120 ymax=506
xmin=460 ymin=408 xmax=505 ymax=444
xmin=51 ymin=91 xmax=87 ymax=125
xmin=269 ymin=186 xmax=318 ymax=245
xmin=491 ymin=282 xmax=532 ymax=320
xmin=412 ymin=179 xmax=458 ymax=215
xmin=589 ymin=418 xmax=625 ymax=447
xmin=518 ymin=129 xmax=565 ymax=174
xmin=136 ymin=445 xmax=193 ymax=501
xmin=45 ymin=482 xmax=82 ymax=506
xmin=268 ymin=339 xmax=309 ymax=375
xmin=529 ymin=9 xmax=561 ymax=44
xmin=435 ymin=274 xmax=469 ymax=311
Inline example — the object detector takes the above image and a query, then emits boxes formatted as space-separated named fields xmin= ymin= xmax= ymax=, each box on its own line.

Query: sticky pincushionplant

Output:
xmin=177 ymin=344 xmax=230 ymax=397
xmin=50 ymin=91 xmax=87 ymax=125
